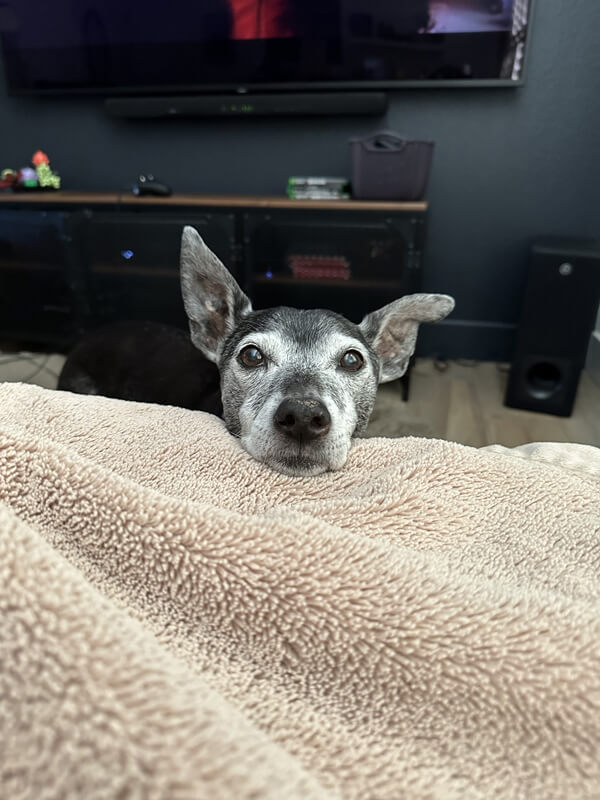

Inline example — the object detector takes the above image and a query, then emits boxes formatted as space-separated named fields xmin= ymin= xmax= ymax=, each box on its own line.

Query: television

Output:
xmin=0 ymin=0 xmax=534 ymax=99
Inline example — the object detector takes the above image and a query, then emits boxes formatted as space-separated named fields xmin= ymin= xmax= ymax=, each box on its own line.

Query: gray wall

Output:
xmin=1 ymin=0 xmax=599 ymax=359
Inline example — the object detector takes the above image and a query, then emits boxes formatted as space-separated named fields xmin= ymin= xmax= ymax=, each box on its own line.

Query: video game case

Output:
xmin=288 ymin=189 xmax=351 ymax=200
xmin=288 ymin=176 xmax=349 ymax=188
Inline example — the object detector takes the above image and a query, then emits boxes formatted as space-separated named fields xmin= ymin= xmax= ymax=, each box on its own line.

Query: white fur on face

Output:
xmin=227 ymin=330 xmax=375 ymax=476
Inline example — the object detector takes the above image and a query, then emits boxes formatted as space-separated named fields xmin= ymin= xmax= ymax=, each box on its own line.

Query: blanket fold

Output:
xmin=1 ymin=382 xmax=599 ymax=800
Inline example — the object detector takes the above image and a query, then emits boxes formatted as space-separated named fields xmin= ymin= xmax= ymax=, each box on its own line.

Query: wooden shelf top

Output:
xmin=0 ymin=190 xmax=427 ymax=212
xmin=0 ymin=191 xmax=120 ymax=205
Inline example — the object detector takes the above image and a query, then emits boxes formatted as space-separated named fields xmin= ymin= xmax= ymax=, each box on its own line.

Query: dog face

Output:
xmin=180 ymin=226 xmax=454 ymax=476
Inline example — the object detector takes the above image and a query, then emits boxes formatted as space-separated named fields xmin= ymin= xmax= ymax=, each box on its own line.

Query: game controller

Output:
xmin=132 ymin=174 xmax=172 ymax=197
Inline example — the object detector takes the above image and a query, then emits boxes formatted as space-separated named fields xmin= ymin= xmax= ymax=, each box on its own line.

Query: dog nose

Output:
xmin=274 ymin=398 xmax=331 ymax=442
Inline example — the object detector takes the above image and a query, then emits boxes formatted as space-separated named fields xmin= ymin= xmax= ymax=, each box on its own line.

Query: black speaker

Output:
xmin=505 ymin=237 xmax=600 ymax=417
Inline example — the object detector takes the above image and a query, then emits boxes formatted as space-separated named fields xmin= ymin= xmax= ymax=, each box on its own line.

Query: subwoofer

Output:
xmin=505 ymin=237 xmax=600 ymax=417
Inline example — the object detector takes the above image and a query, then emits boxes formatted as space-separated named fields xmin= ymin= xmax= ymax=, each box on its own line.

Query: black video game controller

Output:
xmin=132 ymin=174 xmax=172 ymax=197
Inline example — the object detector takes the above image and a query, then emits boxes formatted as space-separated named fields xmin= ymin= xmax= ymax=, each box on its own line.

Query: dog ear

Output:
xmin=180 ymin=226 xmax=252 ymax=362
xmin=360 ymin=294 xmax=455 ymax=382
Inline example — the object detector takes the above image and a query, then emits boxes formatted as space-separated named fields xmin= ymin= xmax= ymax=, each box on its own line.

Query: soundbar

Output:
xmin=104 ymin=92 xmax=388 ymax=119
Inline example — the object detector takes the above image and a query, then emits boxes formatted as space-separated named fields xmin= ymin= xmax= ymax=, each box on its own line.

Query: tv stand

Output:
xmin=0 ymin=191 xmax=427 ymax=400
xmin=104 ymin=91 xmax=388 ymax=119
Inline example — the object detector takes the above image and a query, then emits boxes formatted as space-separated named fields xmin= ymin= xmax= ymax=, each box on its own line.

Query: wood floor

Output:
xmin=366 ymin=359 xmax=600 ymax=448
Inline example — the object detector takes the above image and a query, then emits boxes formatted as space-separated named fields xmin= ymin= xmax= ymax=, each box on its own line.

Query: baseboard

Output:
xmin=420 ymin=320 xmax=600 ymax=375
xmin=416 ymin=319 xmax=517 ymax=362
xmin=586 ymin=332 xmax=600 ymax=388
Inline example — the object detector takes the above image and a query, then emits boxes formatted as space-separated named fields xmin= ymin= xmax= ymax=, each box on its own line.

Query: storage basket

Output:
xmin=350 ymin=130 xmax=434 ymax=201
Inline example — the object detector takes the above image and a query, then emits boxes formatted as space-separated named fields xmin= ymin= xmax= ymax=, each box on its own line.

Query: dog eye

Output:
xmin=239 ymin=345 xmax=264 ymax=368
xmin=340 ymin=350 xmax=364 ymax=371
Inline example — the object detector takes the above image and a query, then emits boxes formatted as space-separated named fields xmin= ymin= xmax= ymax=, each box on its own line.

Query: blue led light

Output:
xmin=121 ymin=249 xmax=134 ymax=260
xmin=266 ymin=271 xmax=273 ymax=279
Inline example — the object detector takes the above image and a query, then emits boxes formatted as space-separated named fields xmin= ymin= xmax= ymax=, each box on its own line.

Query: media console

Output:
xmin=0 ymin=191 xmax=428 ymax=396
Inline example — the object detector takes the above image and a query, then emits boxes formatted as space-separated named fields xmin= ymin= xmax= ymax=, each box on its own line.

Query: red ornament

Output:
xmin=32 ymin=150 xmax=50 ymax=166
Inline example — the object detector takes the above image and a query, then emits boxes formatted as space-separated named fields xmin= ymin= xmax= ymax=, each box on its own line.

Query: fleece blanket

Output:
xmin=1 ymin=383 xmax=600 ymax=800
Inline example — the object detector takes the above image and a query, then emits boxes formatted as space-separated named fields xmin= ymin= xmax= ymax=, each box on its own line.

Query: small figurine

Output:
xmin=32 ymin=150 xmax=61 ymax=189
xmin=0 ymin=169 xmax=17 ymax=190
xmin=18 ymin=167 xmax=39 ymax=188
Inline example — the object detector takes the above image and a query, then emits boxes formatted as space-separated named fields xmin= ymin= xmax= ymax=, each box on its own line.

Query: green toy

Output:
xmin=32 ymin=150 xmax=61 ymax=189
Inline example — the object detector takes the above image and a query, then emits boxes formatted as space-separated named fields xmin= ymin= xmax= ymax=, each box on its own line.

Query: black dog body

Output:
xmin=58 ymin=320 xmax=222 ymax=416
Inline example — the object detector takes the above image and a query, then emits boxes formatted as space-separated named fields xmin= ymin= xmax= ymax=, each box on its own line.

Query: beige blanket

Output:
xmin=1 ymin=382 xmax=600 ymax=800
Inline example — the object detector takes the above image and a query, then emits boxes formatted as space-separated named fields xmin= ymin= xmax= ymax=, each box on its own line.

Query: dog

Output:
xmin=59 ymin=225 xmax=454 ymax=476
xmin=179 ymin=226 xmax=454 ymax=475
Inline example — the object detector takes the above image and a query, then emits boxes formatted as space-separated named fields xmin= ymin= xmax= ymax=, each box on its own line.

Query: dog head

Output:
xmin=180 ymin=225 xmax=454 ymax=476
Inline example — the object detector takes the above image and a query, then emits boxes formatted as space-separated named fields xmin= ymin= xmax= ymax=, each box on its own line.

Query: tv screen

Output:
xmin=0 ymin=0 xmax=532 ymax=94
